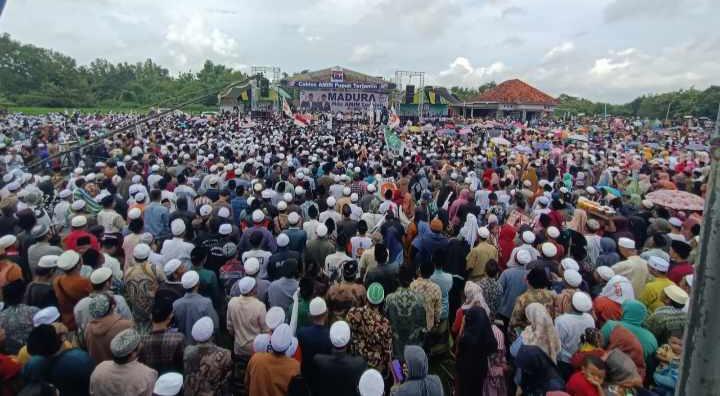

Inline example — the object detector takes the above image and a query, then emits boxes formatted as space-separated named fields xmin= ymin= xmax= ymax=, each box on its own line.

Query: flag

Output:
xmin=294 ymin=113 xmax=310 ymax=128
xmin=383 ymin=126 xmax=405 ymax=156
xmin=282 ymin=97 xmax=293 ymax=118
xmin=388 ymin=106 xmax=400 ymax=129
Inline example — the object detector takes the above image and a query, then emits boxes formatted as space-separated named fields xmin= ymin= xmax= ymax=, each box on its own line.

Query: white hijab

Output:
xmin=459 ymin=213 xmax=479 ymax=248
xmin=600 ymin=275 xmax=635 ymax=304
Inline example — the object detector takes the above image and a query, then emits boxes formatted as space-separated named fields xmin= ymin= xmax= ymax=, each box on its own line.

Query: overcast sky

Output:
xmin=2 ymin=0 xmax=719 ymax=103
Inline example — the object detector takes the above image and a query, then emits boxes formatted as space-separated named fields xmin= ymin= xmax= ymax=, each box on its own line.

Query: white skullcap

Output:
xmin=563 ymin=269 xmax=583 ymax=287
xmin=571 ymin=291 xmax=593 ymax=312
xmin=74 ymin=167 xmax=83 ymax=175
xmin=252 ymin=209 xmax=264 ymax=223
xmin=487 ymin=214 xmax=498 ymax=225
xmin=219 ymin=223 xmax=232 ymax=236
xmin=587 ymin=219 xmax=600 ymax=231
xmin=217 ymin=207 xmax=230 ymax=219
xmin=253 ymin=333 xmax=270 ymax=353
xmin=559 ymin=187 xmax=569 ymax=194
xmin=84 ymin=173 xmax=96 ymax=182
xmin=541 ymin=242 xmax=557 ymax=258
xmin=261 ymin=189 xmax=272 ymax=199
xmin=669 ymin=217 xmax=683 ymax=227
xmin=6 ymin=181 xmax=19 ymax=192
xmin=326 ymin=196 xmax=336 ymax=207
xmin=200 ymin=204 xmax=212 ymax=217
xmin=164 ymin=259 xmax=182 ymax=275
xmin=33 ymin=306 xmax=61 ymax=327
xmin=37 ymin=255 xmax=58 ymax=269
xmin=71 ymin=200 xmax=86 ymax=211
xmin=135 ymin=192 xmax=146 ymax=202
xmin=309 ymin=297 xmax=327 ymax=316
xmin=316 ymin=224 xmax=328 ymax=237
xmin=537 ymin=196 xmax=550 ymax=206
xmin=329 ymin=321 xmax=351 ymax=348
xmin=90 ymin=267 xmax=113 ymax=285
xmin=151 ymin=164 xmax=160 ymax=172
xmin=295 ymin=186 xmax=305 ymax=195
xmin=238 ymin=276 xmax=256 ymax=295
xmin=642 ymin=199 xmax=654 ymax=209
xmin=288 ymin=212 xmax=300 ymax=225
xmin=266 ymin=307 xmax=286 ymax=330
xmin=283 ymin=192 xmax=293 ymax=203
xmin=276 ymin=233 xmax=289 ymax=247
xmin=191 ymin=316 xmax=214 ymax=342
xmin=618 ymin=237 xmax=635 ymax=250
xmin=343 ymin=187 xmax=351 ymax=196
xmin=0 ymin=235 xmax=16 ymax=251
xmin=140 ymin=233 xmax=154 ymax=245
xmin=57 ymin=250 xmax=80 ymax=270
xmin=522 ymin=231 xmax=536 ymax=244
xmin=253 ymin=183 xmax=263 ymax=192
xmin=271 ymin=323 xmax=293 ymax=353
xmin=350 ymin=193 xmax=359 ymax=203
xmin=596 ymin=266 xmax=615 ymax=281
xmin=366 ymin=184 xmax=376 ymax=193
xmin=516 ymin=249 xmax=532 ymax=265
xmin=358 ymin=369 xmax=384 ymax=396
xmin=128 ymin=207 xmax=142 ymax=220
xmin=171 ymin=218 xmax=186 ymax=236
xmin=153 ymin=372 xmax=184 ymax=396
xmin=523 ymin=180 xmax=532 ymax=188
xmin=648 ymin=256 xmax=669 ymax=272
xmin=133 ymin=243 xmax=151 ymax=260
xmin=560 ymin=258 xmax=579 ymax=271
xmin=277 ymin=201 xmax=287 ymax=211
xmin=244 ymin=258 xmax=260 ymax=276
xmin=181 ymin=270 xmax=200 ymax=289
xmin=547 ymin=226 xmax=560 ymax=239
xmin=478 ymin=227 xmax=490 ymax=239
xmin=586 ymin=186 xmax=597 ymax=194
xmin=1 ymin=174 xmax=12 ymax=183
xmin=131 ymin=175 xmax=142 ymax=183
xmin=59 ymin=189 xmax=72 ymax=199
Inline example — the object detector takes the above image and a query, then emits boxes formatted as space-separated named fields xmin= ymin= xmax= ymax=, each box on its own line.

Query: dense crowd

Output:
xmin=0 ymin=110 xmax=710 ymax=396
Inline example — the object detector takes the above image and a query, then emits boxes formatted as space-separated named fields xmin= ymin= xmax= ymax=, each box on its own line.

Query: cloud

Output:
xmin=501 ymin=6 xmax=525 ymax=18
xmin=165 ymin=13 xmax=239 ymax=68
xmin=589 ymin=58 xmax=630 ymax=76
xmin=500 ymin=36 xmax=525 ymax=47
xmin=543 ymin=41 xmax=574 ymax=61
xmin=434 ymin=57 xmax=506 ymax=87
xmin=349 ymin=43 xmax=387 ymax=64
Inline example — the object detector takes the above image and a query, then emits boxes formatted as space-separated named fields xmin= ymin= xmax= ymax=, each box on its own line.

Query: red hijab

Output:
xmin=498 ymin=224 xmax=517 ymax=270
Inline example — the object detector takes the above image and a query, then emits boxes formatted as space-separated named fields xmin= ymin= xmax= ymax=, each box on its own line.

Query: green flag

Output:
xmin=384 ymin=126 xmax=404 ymax=156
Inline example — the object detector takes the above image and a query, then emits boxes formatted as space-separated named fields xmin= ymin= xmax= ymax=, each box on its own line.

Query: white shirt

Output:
xmin=242 ymin=249 xmax=273 ymax=279
xmin=319 ymin=210 xmax=342 ymax=226
xmin=53 ymin=200 xmax=71 ymax=229
xmin=103 ymin=253 xmax=123 ymax=281
xmin=303 ymin=219 xmax=321 ymax=241
xmin=350 ymin=236 xmax=372 ymax=259
xmin=324 ymin=251 xmax=352 ymax=279
xmin=161 ymin=238 xmax=195 ymax=270
xmin=555 ymin=312 xmax=595 ymax=363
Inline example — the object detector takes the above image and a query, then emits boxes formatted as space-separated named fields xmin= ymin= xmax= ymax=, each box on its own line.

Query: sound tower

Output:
xmin=260 ymin=78 xmax=269 ymax=97
xmin=405 ymin=85 xmax=415 ymax=104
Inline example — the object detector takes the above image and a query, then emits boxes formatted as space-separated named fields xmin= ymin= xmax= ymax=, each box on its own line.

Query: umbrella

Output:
xmin=490 ymin=137 xmax=511 ymax=146
xmin=514 ymin=145 xmax=533 ymax=154
xmin=437 ymin=128 xmax=456 ymax=137
xmin=534 ymin=141 xmax=552 ymax=151
xmin=646 ymin=189 xmax=705 ymax=211
xmin=568 ymin=134 xmax=589 ymax=142
xmin=458 ymin=127 xmax=472 ymax=136
xmin=598 ymin=185 xmax=622 ymax=197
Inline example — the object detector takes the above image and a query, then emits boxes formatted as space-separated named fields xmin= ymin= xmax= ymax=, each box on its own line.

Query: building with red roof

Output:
xmin=454 ymin=79 xmax=559 ymax=120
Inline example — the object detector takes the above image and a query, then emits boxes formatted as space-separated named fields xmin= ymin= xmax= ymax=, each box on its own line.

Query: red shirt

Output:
xmin=668 ymin=262 xmax=693 ymax=284
xmin=63 ymin=230 xmax=100 ymax=251
xmin=566 ymin=371 xmax=600 ymax=396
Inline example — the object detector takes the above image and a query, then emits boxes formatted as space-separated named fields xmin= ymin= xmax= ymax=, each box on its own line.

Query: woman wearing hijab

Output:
xmin=597 ymin=238 xmax=621 ymax=268
xmin=390 ymin=345 xmax=443 ymax=396
xmin=448 ymin=189 xmax=471 ymax=228
xmin=455 ymin=306 xmax=498 ymax=396
xmin=512 ymin=303 xmax=565 ymax=395
xmin=457 ymin=213 xmax=479 ymax=250
xmin=607 ymin=326 xmax=647 ymax=380
xmin=601 ymin=349 xmax=645 ymax=395
xmin=497 ymin=224 xmax=517 ymax=270
xmin=601 ymin=300 xmax=658 ymax=364
xmin=566 ymin=208 xmax=588 ymax=235
xmin=451 ymin=282 xmax=490 ymax=340
xmin=593 ymin=275 xmax=635 ymax=328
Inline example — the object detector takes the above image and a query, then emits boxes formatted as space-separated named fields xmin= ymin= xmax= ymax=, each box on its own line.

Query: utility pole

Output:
xmin=677 ymin=102 xmax=720 ymax=395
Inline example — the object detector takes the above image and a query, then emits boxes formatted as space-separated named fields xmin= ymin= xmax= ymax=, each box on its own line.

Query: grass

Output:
xmin=7 ymin=105 xmax=218 ymax=115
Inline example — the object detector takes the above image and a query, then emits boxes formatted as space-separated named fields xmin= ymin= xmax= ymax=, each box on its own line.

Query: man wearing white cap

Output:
xmin=267 ymin=233 xmax=301 ymax=282
xmin=319 ymin=196 xmax=342 ymax=225
xmin=25 ymin=254 xmax=59 ymax=309
xmin=124 ymin=243 xmax=162 ymax=329
xmin=554 ymin=269 xmax=583 ymax=315
xmin=53 ymin=250 xmax=92 ymax=331
xmin=312 ymin=321 xmax=368 ymax=396
xmin=284 ymin=211 xmax=308 ymax=255
xmin=506 ymin=230 xmax=540 ymax=268
xmin=358 ymin=369 xmax=384 ymax=396
xmin=63 ymin=214 xmax=100 ymax=252
xmin=554 ymin=291 xmax=595 ymax=377
xmin=238 ymin=210 xmax=277 ymax=254
xmin=74 ymin=267 xmax=133 ymax=331
xmin=172 ymin=270 xmax=219 ymax=343
xmin=160 ymin=218 xmax=195 ymax=270
xmin=302 ymin=205 xmax=322 ymax=242
xmin=612 ymin=237 xmax=650 ymax=297
xmin=643 ymin=284 xmax=688 ymax=344
xmin=227 ymin=276 xmax=269 ymax=391
xmin=498 ymin=249 xmax=532 ymax=321
xmin=156 ymin=259 xmax=186 ymax=304
xmin=304 ymin=223 xmax=335 ymax=276
xmin=153 ymin=372 xmax=183 ymax=396
xmin=639 ymin=256 xmax=674 ymax=312
xmin=246 ymin=324 xmax=300 ymax=396
xmin=52 ymin=188 xmax=73 ymax=232
xmin=143 ymin=189 xmax=171 ymax=240
xmin=667 ymin=217 xmax=687 ymax=242
xmin=183 ymin=316 xmax=232 ymax=395
xmin=296 ymin=296 xmax=333 ymax=389
xmin=466 ymin=226 xmax=497 ymax=282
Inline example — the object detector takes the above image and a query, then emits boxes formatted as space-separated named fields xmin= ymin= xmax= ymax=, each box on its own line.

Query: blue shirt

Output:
xmin=430 ymin=269 xmax=453 ymax=320
xmin=231 ymin=196 xmax=248 ymax=225
xmin=172 ymin=292 xmax=219 ymax=343
xmin=498 ymin=266 xmax=529 ymax=319
xmin=143 ymin=202 xmax=170 ymax=239
xmin=23 ymin=348 xmax=95 ymax=396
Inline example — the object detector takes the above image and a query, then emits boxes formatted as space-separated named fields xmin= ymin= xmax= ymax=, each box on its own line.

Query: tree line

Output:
xmin=1 ymin=33 xmax=718 ymax=119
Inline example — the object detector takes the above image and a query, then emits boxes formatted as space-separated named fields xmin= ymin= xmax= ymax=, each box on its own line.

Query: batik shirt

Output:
xmin=346 ymin=305 xmax=393 ymax=371
xmin=384 ymin=287 xmax=427 ymax=358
